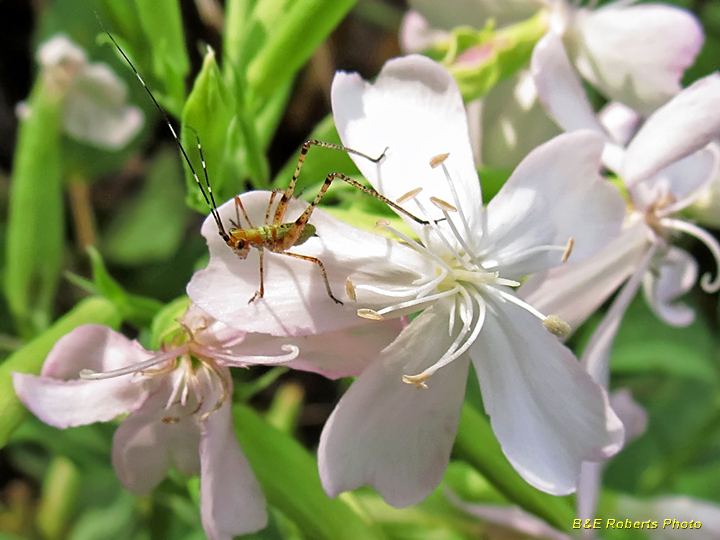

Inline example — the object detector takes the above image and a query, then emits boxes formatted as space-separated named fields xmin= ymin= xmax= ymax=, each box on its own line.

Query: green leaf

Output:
xmin=246 ymin=0 xmax=358 ymax=99
xmin=610 ymin=296 xmax=716 ymax=382
xmin=37 ymin=456 xmax=82 ymax=540
xmin=233 ymin=404 xmax=387 ymax=540
xmin=87 ymin=246 xmax=164 ymax=327
xmin=4 ymin=79 xmax=64 ymax=338
xmin=149 ymin=296 xmax=191 ymax=349
xmin=104 ymin=148 xmax=191 ymax=265
xmin=135 ymin=0 xmax=189 ymax=115
xmin=0 ymin=297 xmax=121 ymax=448
xmin=454 ymin=404 xmax=575 ymax=531
xmin=182 ymin=46 xmax=246 ymax=212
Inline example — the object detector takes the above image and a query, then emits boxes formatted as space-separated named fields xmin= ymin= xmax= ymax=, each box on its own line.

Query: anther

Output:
xmin=345 ymin=278 xmax=357 ymax=301
xmin=561 ymin=237 xmax=575 ymax=263
xmin=430 ymin=196 xmax=457 ymax=213
xmin=429 ymin=153 xmax=450 ymax=168
xmin=402 ymin=373 xmax=430 ymax=389
xmin=397 ymin=187 xmax=423 ymax=204
xmin=543 ymin=315 xmax=572 ymax=339
xmin=375 ymin=219 xmax=391 ymax=228
xmin=357 ymin=308 xmax=384 ymax=321
xmin=162 ymin=416 xmax=181 ymax=424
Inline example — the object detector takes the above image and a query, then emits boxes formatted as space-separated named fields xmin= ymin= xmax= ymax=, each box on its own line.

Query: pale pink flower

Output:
xmin=189 ymin=55 xmax=625 ymax=504
xmin=12 ymin=305 xmax=304 ymax=540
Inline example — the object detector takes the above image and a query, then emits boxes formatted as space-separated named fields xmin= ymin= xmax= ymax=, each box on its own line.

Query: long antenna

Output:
xmin=97 ymin=18 xmax=229 ymax=241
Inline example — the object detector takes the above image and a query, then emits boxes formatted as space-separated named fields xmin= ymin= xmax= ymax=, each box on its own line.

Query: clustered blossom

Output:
xmin=13 ymin=1 xmax=720 ymax=537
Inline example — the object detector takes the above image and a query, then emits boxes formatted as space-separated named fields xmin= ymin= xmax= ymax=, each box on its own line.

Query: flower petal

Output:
xmin=187 ymin=192 xmax=430 ymax=336
xmin=610 ymin=389 xmax=648 ymax=443
xmin=471 ymin=295 xmax=624 ymax=495
xmin=399 ymin=11 xmax=450 ymax=54
xmin=318 ymin=304 xmax=468 ymax=507
xmin=13 ymin=373 xmax=148 ymax=429
xmin=623 ymin=74 xmax=720 ymax=187
xmin=531 ymin=32 xmax=607 ymax=136
xmin=63 ymin=63 xmax=144 ymax=149
xmin=407 ymin=0 xmax=540 ymax=29
xmin=237 ymin=319 xmax=403 ymax=379
xmin=519 ymin=222 xmax=649 ymax=330
xmin=598 ymin=101 xmax=642 ymax=146
xmin=112 ymin=379 xmax=201 ymax=495
xmin=484 ymin=130 xmax=625 ymax=278
xmin=199 ymin=394 xmax=267 ymax=539
xmin=643 ymin=246 xmax=698 ymax=327
xmin=573 ymin=3 xmax=703 ymax=115
xmin=332 ymin=55 xmax=483 ymax=232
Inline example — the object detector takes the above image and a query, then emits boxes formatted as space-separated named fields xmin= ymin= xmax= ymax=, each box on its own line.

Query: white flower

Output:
xmin=188 ymin=54 xmax=625 ymax=504
xmin=25 ymin=35 xmax=144 ymax=149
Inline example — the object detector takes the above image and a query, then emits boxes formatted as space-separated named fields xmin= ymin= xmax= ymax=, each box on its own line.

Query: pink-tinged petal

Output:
xmin=407 ymin=0 xmax=541 ymax=30
xmin=573 ymin=3 xmax=703 ymax=115
xmin=187 ymin=192 xmax=430 ymax=336
xmin=581 ymin=246 xmax=657 ymax=386
xmin=399 ymin=11 xmax=449 ymax=54
xmin=519 ymin=222 xmax=649 ymax=330
xmin=471 ymin=295 xmax=624 ymax=495
xmin=479 ymin=71 xmax=562 ymax=170
xmin=199 ymin=396 xmax=266 ymax=539
xmin=610 ymin=389 xmax=648 ymax=442
xmin=531 ymin=32 xmax=606 ymax=136
xmin=332 ymin=55 xmax=483 ymax=232
xmin=38 ymin=34 xmax=87 ymax=67
xmin=631 ymin=146 xmax=719 ymax=210
xmin=598 ymin=101 xmax=641 ymax=146
xmin=237 ymin=319 xmax=403 ymax=379
xmin=447 ymin=495 xmax=573 ymax=540
xmin=484 ymin=130 xmax=625 ymax=278
xmin=42 ymin=324 xmax=155 ymax=379
xmin=319 ymin=303 xmax=468 ymax=507
xmin=623 ymin=74 xmax=720 ymax=188
xmin=13 ymin=373 xmax=148 ymax=429
xmin=112 ymin=379 xmax=201 ymax=495
xmin=643 ymin=247 xmax=698 ymax=327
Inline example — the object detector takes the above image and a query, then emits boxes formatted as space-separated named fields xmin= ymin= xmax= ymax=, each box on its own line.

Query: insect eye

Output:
xmin=236 ymin=240 xmax=245 ymax=250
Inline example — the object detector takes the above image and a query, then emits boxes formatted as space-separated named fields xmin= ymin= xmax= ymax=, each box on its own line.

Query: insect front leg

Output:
xmin=280 ymin=251 xmax=343 ymax=305
xmin=249 ymin=247 xmax=265 ymax=303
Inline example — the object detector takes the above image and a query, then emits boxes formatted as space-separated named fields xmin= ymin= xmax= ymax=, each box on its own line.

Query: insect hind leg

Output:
xmin=279 ymin=251 xmax=343 ymax=305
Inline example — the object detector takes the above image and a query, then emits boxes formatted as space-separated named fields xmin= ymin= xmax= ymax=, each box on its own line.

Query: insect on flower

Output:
xmin=103 ymin=29 xmax=431 ymax=305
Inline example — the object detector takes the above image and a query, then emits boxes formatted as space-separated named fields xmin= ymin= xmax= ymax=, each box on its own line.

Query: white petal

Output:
xmin=531 ymin=32 xmax=607 ymax=136
xmin=519 ymin=222 xmax=650 ymax=330
xmin=37 ymin=34 xmax=87 ymax=67
xmin=63 ymin=63 xmax=144 ymax=149
xmin=573 ymin=3 xmax=703 ymax=115
xmin=610 ymin=389 xmax=648 ymax=442
xmin=238 ymin=320 xmax=403 ymax=379
xmin=598 ymin=101 xmax=642 ymax=146
xmin=407 ymin=0 xmax=541 ymax=29
xmin=471 ymin=295 xmax=624 ymax=495
xmin=332 ymin=55 xmax=483 ymax=232
xmin=624 ymin=74 xmax=720 ymax=187
xmin=199 ymin=398 xmax=267 ymax=539
xmin=319 ymin=304 xmax=468 ymax=507
xmin=187 ymin=191 xmax=431 ymax=336
xmin=399 ymin=11 xmax=450 ymax=54
xmin=643 ymin=247 xmax=698 ymax=327
xmin=479 ymin=70 xmax=562 ymax=170
xmin=112 ymin=382 xmax=201 ymax=495
xmin=484 ymin=130 xmax=625 ymax=278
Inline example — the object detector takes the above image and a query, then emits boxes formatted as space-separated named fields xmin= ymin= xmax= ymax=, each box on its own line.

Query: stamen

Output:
xmin=413 ymin=198 xmax=474 ymax=271
xmin=429 ymin=153 xmax=450 ymax=168
xmin=207 ymin=344 xmax=300 ymax=365
xmin=358 ymin=308 xmax=384 ymax=321
xmin=345 ymin=278 xmax=357 ymax=301
xmin=660 ymin=218 xmax=720 ymax=292
xmin=402 ymin=373 xmax=430 ymax=389
xmin=80 ymin=347 xmax=186 ymax=380
xmin=375 ymin=219 xmax=391 ymax=228
xmin=543 ymin=315 xmax=572 ymax=339
xmin=486 ymin=286 xmax=548 ymax=321
xmin=482 ymin=242 xmax=571 ymax=270
xmin=397 ymin=187 xmax=423 ymax=204
xmin=437 ymin=159 xmax=476 ymax=244
xmin=373 ymin=286 xmax=461 ymax=317
xmin=561 ymin=237 xmax=575 ymax=263
xmin=377 ymin=222 xmax=455 ymax=275
xmin=430 ymin=196 xmax=457 ymax=213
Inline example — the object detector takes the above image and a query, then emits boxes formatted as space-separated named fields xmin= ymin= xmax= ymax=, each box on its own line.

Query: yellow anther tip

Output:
xmin=345 ymin=278 xmax=357 ymax=301
xmin=397 ymin=187 xmax=423 ymax=204
xmin=543 ymin=315 xmax=572 ymax=339
xmin=357 ymin=308 xmax=384 ymax=321
xmin=430 ymin=196 xmax=457 ymax=212
xmin=429 ymin=153 xmax=450 ymax=168
xmin=561 ymin=237 xmax=575 ymax=263
xmin=402 ymin=373 xmax=430 ymax=389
